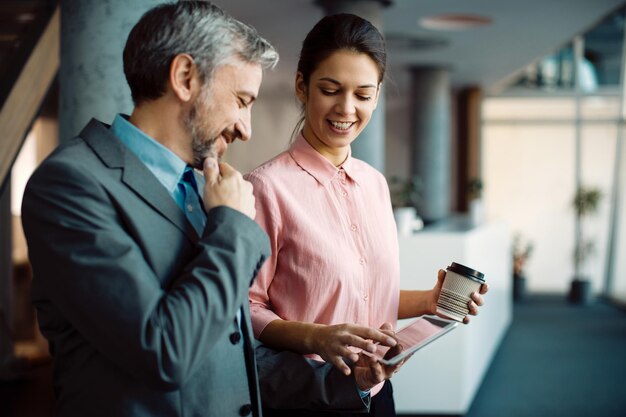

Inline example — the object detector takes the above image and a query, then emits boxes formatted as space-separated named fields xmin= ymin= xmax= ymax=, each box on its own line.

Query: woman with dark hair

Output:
xmin=247 ymin=14 xmax=487 ymax=416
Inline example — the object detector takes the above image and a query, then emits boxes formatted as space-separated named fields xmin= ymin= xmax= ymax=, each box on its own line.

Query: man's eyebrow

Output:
xmin=317 ymin=77 xmax=377 ymax=89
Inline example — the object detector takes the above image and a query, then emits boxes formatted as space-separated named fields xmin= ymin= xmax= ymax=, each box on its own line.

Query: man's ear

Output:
xmin=295 ymin=71 xmax=307 ymax=105
xmin=169 ymin=53 xmax=199 ymax=103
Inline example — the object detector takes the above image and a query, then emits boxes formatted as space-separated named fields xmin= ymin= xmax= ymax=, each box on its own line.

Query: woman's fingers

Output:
xmin=348 ymin=325 xmax=397 ymax=347
xmin=471 ymin=291 xmax=484 ymax=306
xmin=316 ymin=323 xmax=402 ymax=376
xmin=332 ymin=325 xmax=396 ymax=355
xmin=329 ymin=354 xmax=352 ymax=376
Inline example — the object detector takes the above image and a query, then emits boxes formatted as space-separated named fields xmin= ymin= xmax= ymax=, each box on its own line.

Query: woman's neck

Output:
xmin=301 ymin=129 xmax=349 ymax=167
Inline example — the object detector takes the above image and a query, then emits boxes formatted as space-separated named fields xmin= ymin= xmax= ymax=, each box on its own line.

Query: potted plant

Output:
xmin=467 ymin=177 xmax=484 ymax=226
xmin=568 ymin=185 xmax=602 ymax=304
xmin=512 ymin=233 xmax=533 ymax=301
xmin=389 ymin=175 xmax=423 ymax=235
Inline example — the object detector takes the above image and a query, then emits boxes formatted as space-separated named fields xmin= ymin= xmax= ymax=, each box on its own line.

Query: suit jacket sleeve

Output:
xmin=255 ymin=342 xmax=370 ymax=412
xmin=22 ymin=158 xmax=270 ymax=390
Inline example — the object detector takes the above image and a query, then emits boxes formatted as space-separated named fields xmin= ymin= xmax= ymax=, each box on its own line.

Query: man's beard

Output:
xmin=184 ymin=90 xmax=219 ymax=170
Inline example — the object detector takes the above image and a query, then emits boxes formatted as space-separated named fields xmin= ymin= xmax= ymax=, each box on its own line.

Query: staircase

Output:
xmin=0 ymin=0 xmax=59 ymax=379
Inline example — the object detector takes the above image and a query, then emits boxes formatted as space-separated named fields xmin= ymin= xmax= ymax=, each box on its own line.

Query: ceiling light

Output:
xmin=419 ymin=14 xmax=492 ymax=31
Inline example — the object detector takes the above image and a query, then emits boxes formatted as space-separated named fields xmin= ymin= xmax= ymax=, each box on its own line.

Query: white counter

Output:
xmin=392 ymin=218 xmax=512 ymax=415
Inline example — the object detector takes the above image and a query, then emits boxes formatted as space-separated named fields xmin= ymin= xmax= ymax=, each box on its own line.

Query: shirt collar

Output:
xmin=288 ymin=133 xmax=360 ymax=186
xmin=110 ymin=114 xmax=187 ymax=193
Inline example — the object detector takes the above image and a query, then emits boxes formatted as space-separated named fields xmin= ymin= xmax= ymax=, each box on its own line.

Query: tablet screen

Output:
xmin=363 ymin=316 xmax=457 ymax=365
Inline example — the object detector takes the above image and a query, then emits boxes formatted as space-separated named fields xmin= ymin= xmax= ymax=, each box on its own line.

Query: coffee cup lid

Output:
xmin=447 ymin=262 xmax=485 ymax=282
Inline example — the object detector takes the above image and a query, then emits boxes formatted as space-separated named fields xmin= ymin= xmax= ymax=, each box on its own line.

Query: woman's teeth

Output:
xmin=330 ymin=121 xmax=353 ymax=130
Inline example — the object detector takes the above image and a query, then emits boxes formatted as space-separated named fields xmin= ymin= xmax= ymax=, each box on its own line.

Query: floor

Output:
xmin=463 ymin=294 xmax=626 ymax=417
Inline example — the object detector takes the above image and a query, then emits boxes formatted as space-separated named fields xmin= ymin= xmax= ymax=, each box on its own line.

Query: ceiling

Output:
xmin=213 ymin=0 xmax=626 ymax=95
xmin=1 ymin=0 xmax=625 ymax=102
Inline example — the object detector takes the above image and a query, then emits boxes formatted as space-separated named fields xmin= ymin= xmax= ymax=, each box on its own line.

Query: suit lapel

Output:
xmin=80 ymin=119 xmax=199 ymax=242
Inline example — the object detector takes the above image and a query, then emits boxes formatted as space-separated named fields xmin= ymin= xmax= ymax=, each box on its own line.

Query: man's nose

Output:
xmin=235 ymin=109 xmax=252 ymax=141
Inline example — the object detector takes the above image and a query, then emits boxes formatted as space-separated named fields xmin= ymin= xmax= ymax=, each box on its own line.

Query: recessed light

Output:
xmin=419 ymin=14 xmax=492 ymax=31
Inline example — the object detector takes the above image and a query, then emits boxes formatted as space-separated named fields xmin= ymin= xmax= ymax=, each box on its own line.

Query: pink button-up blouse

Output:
xmin=247 ymin=133 xmax=399 ymax=331
xmin=246 ymin=135 xmax=400 ymax=394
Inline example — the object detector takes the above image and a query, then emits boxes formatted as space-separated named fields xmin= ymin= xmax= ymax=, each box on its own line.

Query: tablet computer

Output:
xmin=363 ymin=315 xmax=458 ymax=365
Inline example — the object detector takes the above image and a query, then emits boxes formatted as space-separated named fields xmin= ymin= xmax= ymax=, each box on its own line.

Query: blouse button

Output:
xmin=187 ymin=204 xmax=193 ymax=212
xmin=364 ymin=294 xmax=369 ymax=301
xmin=351 ymin=224 xmax=357 ymax=231
xmin=342 ymin=191 xmax=348 ymax=197
xmin=359 ymin=258 xmax=365 ymax=265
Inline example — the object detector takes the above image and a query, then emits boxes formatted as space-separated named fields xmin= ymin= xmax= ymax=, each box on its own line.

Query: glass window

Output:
xmin=508 ymin=9 xmax=625 ymax=93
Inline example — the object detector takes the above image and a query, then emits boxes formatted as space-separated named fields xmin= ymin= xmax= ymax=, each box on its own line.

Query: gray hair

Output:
xmin=123 ymin=1 xmax=279 ymax=104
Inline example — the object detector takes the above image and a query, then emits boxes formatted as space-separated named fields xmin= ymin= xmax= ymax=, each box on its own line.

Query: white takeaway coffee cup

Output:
xmin=436 ymin=262 xmax=486 ymax=322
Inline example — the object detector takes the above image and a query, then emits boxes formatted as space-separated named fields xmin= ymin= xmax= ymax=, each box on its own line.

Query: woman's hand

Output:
xmin=309 ymin=323 xmax=398 ymax=376
xmin=352 ymin=323 xmax=405 ymax=391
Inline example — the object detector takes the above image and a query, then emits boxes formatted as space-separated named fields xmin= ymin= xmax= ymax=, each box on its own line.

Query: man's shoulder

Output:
xmin=43 ymin=119 xmax=120 ymax=167
xmin=29 ymin=119 xmax=118 ymax=187
xmin=36 ymin=137 xmax=91 ymax=173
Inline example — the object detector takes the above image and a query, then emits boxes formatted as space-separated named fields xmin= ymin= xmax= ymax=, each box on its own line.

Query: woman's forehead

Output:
xmin=312 ymin=50 xmax=380 ymax=85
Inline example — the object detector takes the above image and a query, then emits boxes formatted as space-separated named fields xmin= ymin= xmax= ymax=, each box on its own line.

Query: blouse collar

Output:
xmin=288 ymin=133 xmax=360 ymax=186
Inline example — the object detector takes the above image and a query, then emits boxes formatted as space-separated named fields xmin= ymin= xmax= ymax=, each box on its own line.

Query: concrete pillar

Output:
xmin=410 ymin=67 xmax=451 ymax=224
xmin=316 ymin=0 xmax=390 ymax=172
xmin=60 ymin=1 xmax=157 ymax=142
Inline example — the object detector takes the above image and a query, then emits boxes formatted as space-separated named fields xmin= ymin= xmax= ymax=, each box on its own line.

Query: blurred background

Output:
xmin=1 ymin=1 xmax=625 ymax=416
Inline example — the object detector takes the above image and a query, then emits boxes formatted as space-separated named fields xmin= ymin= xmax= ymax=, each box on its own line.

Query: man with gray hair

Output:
xmin=21 ymin=2 xmax=393 ymax=416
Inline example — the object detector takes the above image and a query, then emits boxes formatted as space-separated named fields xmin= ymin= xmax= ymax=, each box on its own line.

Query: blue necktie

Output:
xmin=181 ymin=167 xmax=243 ymax=329
xmin=179 ymin=167 xmax=207 ymax=235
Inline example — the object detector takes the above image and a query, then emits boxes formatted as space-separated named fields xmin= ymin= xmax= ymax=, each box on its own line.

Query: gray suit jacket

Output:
xmin=21 ymin=119 xmax=368 ymax=417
